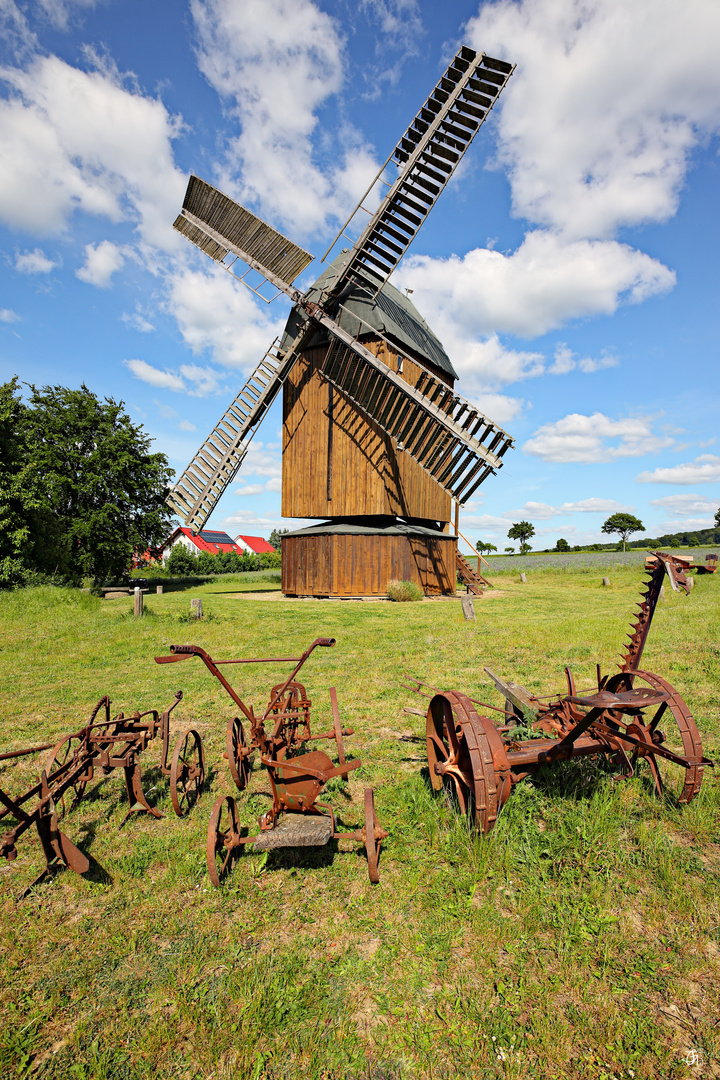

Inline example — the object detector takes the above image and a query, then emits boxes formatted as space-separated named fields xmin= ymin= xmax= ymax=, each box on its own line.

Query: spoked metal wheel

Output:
xmin=426 ymin=693 xmax=472 ymax=814
xmin=206 ymin=794 xmax=241 ymax=888
xmin=45 ymin=733 xmax=90 ymax=818
xmin=426 ymin=693 xmax=511 ymax=833
xmin=362 ymin=788 xmax=387 ymax=884
xmin=170 ymin=729 xmax=205 ymax=816
xmin=226 ymin=716 xmax=252 ymax=791
xmin=609 ymin=669 xmax=705 ymax=805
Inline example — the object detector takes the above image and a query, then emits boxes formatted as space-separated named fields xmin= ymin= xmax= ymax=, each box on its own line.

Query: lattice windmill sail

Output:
xmin=168 ymin=46 xmax=515 ymax=597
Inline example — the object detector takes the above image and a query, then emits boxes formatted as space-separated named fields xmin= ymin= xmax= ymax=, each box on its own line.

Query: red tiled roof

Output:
xmin=235 ymin=534 xmax=276 ymax=553
xmin=165 ymin=527 xmax=243 ymax=555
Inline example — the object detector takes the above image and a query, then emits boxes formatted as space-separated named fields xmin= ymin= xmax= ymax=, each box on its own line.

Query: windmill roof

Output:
xmin=283 ymin=253 xmax=457 ymax=382
xmin=285 ymin=519 xmax=453 ymax=540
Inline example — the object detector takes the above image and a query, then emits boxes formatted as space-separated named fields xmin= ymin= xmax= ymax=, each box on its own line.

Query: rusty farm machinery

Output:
xmin=0 ymin=691 xmax=205 ymax=887
xmin=406 ymin=551 xmax=713 ymax=832
xmin=155 ymin=637 xmax=388 ymax=885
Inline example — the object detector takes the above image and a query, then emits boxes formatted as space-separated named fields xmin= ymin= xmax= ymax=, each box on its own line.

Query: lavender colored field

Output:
xmin=470 ymin=547 xmax=718 ymax=574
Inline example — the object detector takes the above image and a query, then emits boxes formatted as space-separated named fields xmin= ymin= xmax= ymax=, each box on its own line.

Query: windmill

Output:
xmin=169 ymin=46 xmax=515 ymax=597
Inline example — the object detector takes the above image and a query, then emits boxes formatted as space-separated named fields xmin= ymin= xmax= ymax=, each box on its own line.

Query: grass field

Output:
xmin=0 ymin=567 xmax=718 ymax=1079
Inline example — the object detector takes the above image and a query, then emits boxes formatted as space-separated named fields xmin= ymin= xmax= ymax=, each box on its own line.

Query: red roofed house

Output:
xmin=234 ymin=534 xmax=276 ymax=555
xmin=161 ymin=527 xmax=243 ymax=564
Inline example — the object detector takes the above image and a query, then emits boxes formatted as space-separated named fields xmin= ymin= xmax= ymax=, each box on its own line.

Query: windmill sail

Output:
xmin=166 ymin=338 xmax=300 ymax=532
xmin=313 ymin=312 xmax=513 ymax=503
xmin=324 ymin=48 xmax=514 ymax=295
xmin=174 ymin=176 xmax=313 ymax=293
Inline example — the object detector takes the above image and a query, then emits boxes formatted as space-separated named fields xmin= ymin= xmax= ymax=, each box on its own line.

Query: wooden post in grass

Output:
xmin=687 ymin=575 xmax=694 ymax=590
xmin=191 ymin=598 xmax=203 ymax=619
xmin=156 ymin=585 xmax=163 ymax=595
xmin=602 ymin=577 xmax=611 ymax=587
xmin=133 ymin=587 xmax=143 ymax=619
xmin=461 ymin=594 xmax=476 ymax=621
xmin=520 ymin=572 xmax=527 ymax=583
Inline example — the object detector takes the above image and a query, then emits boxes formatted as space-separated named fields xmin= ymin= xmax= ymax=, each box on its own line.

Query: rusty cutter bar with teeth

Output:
xmin=405 ymin=552 xmax=713 ymax=832
xmin=155 ymin=637 xmax=387 ymax=884
xmin=0 ymin=692 xmax=205 ymax=886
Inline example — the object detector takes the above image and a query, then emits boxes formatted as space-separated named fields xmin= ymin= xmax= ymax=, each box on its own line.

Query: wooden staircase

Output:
xmin=456 ymin=551 xmax=490 ymax=595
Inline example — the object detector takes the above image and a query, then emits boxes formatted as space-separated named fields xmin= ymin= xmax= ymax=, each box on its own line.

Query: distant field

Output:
xmin=0 ymin=566 xmax=718 ymax=1079
xmin=469 ymin=547 xmax=719 ymax=575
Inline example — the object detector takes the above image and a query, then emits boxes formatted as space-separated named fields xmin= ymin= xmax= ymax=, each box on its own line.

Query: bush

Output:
xmin=387 ymin=579 xmax=424 ymax=602
xmin=166 ymin=544 xmax=198 ymax=576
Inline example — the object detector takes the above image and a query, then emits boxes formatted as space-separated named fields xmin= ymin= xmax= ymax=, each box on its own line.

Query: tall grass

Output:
xmin=0 ymin=568 xmax=718 ymax=1078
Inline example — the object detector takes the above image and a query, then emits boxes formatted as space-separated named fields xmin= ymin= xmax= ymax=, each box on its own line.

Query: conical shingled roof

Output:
xmin=281 ymin=252 xmax=457 ymax=382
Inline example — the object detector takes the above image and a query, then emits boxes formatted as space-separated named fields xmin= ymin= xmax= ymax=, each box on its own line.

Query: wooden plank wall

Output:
xmin=282 ymin=340 xmax=453 ymax=522
xmin=281 ymin=533 xmax=457 ymax=596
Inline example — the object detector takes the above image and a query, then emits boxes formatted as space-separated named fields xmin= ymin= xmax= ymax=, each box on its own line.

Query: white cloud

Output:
xmin=235 ymin=484 xmax=264 ymax=497
xmin=398 ymin=232 xmax=675 ymax=340
xmin=0 ymin=1 xmax=36 ymax=57
xmin=168 ymin=266 xmax=285 ymax=372
xmin=241 ymin=439 xmax=282 ymax=479
xmin=125 ymin=357 xmax=227 ymax=397
xmin=636 ymin=455 xmax=720 ymax=485
xmin=124 ymin=359 xmax=185 ymax=392
xmin=178 ymin=363 xmax=225 ymax=397
xmin=76 ymin=240 xmax=125 ymax=287
xmin=190 ymin=0 xmax=380 ymax=236
xmin=0 ymin=308 xmax=21 ymax=323
xmin=265 ymin=476 xmax=282 ymax=492
xmin=524 ymin=412 xmax=675 ymax=463
xmin=503 ymin=501 xmax=560 ymax=520
xmin=36 ymin=0 xmax=97 ymax=32
xmin=360 ymin=0 xmax=424 ymax=89
xmin=561 ymin=497 xmax=633 ymax=514
xmin=122 ymin=310 xmax=155 ymax=333
xmin=472 ymin=392 xmax=525 ymax=426
xmin=0 ymin=54 xmax=186 ymax=248
xmin=466 ymin=0 xmax=720 ymax=240
xmin=655 ymin=517 xmax=716 ymax=533
xmin=14 ymin=247 xmax=59 ymax=273
xmin=179 ymin=419 xmax=197 ymax=432
xmin=503 ymin=497 xmax=634 ymax=520
xmin=649 ymin=493 xmax=718 ymax=516
xmin=548 ymin=344 xmax=617 ymax=376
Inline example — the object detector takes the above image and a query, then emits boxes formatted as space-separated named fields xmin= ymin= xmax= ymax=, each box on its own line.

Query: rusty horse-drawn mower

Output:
xmin=0 ymin=692 xmax=204 ymax=886
xmin=155 ymin=637 xmax=387 ymax=884
xmin=407 ymin=552 xmax=713 ymax=831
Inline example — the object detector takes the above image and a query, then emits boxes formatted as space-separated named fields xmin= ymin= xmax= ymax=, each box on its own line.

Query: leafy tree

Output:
xmin=669 ymin=536 xmax=681 ymax=548
xmin=475 ymin=540 xmax=497 ymax=555
xmin=504 ymin=546 xmax=514 ymax=554
xmin=0 ymin=379 xmax=46 ymax=586
xmin=507 ymin=520 xmax=535 ymax=555
xmin=269 ymin=527 xmax=289 ymax=551
xmin=19 ymin=383 xmax=174 ymax=585
xmin=555 ymin=538 xmax=570 ymax=552
xmin=715 ymin=507 xmax=720 ymax=528
xmin=601 ymin=512 xmax=644 ymax=552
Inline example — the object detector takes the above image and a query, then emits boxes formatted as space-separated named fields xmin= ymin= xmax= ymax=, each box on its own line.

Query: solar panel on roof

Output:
xmin=199 ymin=530 xmax=235 ymax=544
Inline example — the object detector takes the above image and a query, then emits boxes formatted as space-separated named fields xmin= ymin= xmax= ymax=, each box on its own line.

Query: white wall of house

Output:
xmin=161 ymin=532 xmax=197 ymax=565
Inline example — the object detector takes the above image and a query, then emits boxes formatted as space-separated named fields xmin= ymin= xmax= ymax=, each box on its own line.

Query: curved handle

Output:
xmin=315 ymin=638 xmax=336 ymax=648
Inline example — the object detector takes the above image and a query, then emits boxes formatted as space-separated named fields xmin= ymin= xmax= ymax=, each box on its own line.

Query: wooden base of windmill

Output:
xmin=281 ymin=523 xmax=457 ymax=598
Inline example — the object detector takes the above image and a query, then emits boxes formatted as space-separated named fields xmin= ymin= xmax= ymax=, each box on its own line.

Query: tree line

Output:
xmin=1 ymin=378 xmax=174 ymax=587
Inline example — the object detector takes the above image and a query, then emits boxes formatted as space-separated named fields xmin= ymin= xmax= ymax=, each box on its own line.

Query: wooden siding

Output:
xmin=282 ymin=340 xmax=453 ymax=521
xmin=282 ymin=533 xmax=457 ymax=596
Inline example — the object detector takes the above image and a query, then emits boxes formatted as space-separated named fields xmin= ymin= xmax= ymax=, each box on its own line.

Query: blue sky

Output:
xmin=1 ymin=0 xmax=719 ymax=550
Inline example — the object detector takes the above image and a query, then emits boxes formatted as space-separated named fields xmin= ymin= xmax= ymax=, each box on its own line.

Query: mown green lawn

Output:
xmin=0 ymin=567 xmax=718 ymax=1079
